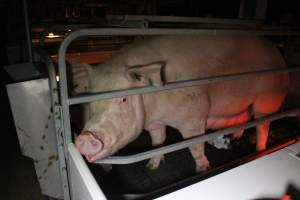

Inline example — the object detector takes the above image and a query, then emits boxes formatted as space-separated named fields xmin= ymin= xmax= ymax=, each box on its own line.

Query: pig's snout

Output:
xmin=75 ymin=131 xmax=104 ymax=162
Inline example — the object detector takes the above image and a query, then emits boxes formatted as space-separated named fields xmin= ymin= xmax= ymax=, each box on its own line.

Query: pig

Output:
xmin=74 ymin=35 xmax=289 ymax=172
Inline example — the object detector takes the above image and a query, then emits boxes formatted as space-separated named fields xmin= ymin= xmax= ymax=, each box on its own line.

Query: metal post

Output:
xmin=239 ymin=0 xmax=267 ymax=20
xmin=36 ymin=48 xmax=71 ymax=199
xmin=22 ymin=0 xmax=33 ymax=63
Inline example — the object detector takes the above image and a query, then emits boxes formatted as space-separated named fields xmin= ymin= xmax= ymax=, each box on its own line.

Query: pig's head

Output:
xmin=75 ymin=62 xmax=164 ymax=162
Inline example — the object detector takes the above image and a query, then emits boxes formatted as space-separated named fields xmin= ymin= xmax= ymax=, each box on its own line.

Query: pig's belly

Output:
xmin=206 ymin=110 xmax=251 ymax=130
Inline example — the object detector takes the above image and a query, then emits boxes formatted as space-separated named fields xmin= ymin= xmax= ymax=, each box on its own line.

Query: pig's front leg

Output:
xmin=181 ymin=120 xmax=210 ymax=172
xmin=146 ymin=123 xmax=166 ymax=170
xmin=189 ymin=143 xmax=210 ymax=172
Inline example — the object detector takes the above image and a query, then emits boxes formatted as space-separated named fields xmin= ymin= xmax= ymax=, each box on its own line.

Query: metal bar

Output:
xmin=22 ymin=0 xmax=33 ymax=63
xmin=59 ymin=28 xmax=300 ymax=40
xmin=39 ymin=24 xmax=96 ymax=47
xmin=69 ymin=66 xmax=300 ymax=105
xmin=36 ymin=48 xmax=71 ymax=200
xmin=95 ymin=108 xmax=300 ymax=164
xmin=106 ymin=15 xmax=262 ymax=25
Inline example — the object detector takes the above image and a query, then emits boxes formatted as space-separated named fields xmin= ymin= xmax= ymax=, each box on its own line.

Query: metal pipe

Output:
xmin=36 ymin=47 xmax=71 ymax=199
xmin=95 ymin=108 xmax=300 ymax=164
xmin=59 ymin=28 xmax=300 ymax=41
xmin=106 ymin=15 xmax=262 ymax=25
xmin=39 ymin=24 xmax=96 ymax=47
xmin=46 ymin=60 xmax=71 ymax=200
xmin=69 ymin=66 xmax=300 ymax=105
xmin=22 ymin=0 xmax=33 ymax=63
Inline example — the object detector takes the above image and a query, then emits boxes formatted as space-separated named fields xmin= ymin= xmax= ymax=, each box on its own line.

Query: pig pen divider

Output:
xmin=58 ymin=28 xmax=300 ymax=165
xmin=93 ymin=108 xmax=300 ymax=164
xmin=68 ymin=66 xmax=300 ymax=105
xmin=36 ymin=47 xmax=71 ymax=200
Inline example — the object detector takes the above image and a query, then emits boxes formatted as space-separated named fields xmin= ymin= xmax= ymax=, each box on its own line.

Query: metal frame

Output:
xmin=22 ymin=0 xmax=33 ymax=63
xmin=57 ymin=27 xmax=300 ymax=198
xmin=95 ymin=108 xmax=300 ymax=164
xmin=36 ymin=48 xmax=71 ymax=200
xmin=58 ymin=27 xmax=300 ymax=148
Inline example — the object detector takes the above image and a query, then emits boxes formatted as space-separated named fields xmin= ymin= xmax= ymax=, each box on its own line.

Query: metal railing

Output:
xmin=58 ymin=28 xmax=300 ymax=166
xmin=95 ymin=108 xmax=300 ymax=164
xmin=35 ymin=47 xmax=71 ymax=200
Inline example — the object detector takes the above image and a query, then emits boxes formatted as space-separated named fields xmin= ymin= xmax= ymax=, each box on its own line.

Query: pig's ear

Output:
xmin=70 ymin=60 xmax=94 ymax=94
xmin=126 ymin=62 xmax=164 ymax=86
xmin=70 ymin=60 xmax=94 ymax=77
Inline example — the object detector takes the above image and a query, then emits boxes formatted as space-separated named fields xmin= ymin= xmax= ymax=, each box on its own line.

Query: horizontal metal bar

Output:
xmin=39 ymin=24 xmax=97 ymax=46
xmin=106 ymin=15 xmax=262 ymax=25
xmin=62 ymin=28 xmax=300 ymax=40
xmin=95 ymin=108 xmax=300 ymax=164
xmin=69 ymin=66 xmax=300 ymax=105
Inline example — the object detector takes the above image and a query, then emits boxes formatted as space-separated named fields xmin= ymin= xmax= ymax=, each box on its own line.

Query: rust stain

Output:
xmin=48 ymin=161 xmax=53 ymax=167
xmin=48 ymin=155 xmax=56 ymax=160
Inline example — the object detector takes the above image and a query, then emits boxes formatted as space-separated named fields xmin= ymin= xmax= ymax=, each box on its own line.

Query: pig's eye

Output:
xmin=133 ymin=73 xmax=142 ymax=81
xmin=121 ymin=97 xmax=127 ymax=102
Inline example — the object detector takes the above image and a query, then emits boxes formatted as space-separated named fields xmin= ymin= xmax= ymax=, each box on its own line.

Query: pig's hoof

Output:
xmin=231 ymin=130 xmax=244 ymax=140
xmin=231 ymin=132 xmax=243 ymax=140
xmin=195 ymin=157 xmax=210 ymax=172
xmin=146 ymin=155 xmax=165 ymax=170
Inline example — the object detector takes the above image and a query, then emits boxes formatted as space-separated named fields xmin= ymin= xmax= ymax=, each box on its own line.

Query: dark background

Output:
xmin=1 ymin=0 xmax=300 ymax=199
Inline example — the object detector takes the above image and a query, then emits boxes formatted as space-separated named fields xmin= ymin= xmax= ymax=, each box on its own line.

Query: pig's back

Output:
xmin=118 ymin=35 xmax=288 ymax=116
xmin=118 ymin=35 xmax=286 ymax=81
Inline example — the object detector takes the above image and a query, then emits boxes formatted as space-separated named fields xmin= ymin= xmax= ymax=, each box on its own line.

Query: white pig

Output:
xmin=74 ymin=35 xmax=289 ymax=172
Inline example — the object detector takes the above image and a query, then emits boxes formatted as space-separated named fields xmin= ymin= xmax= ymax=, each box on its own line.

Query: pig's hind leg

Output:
xmin=146 ymin=123 xmax=167 ymax=170
xmin=252 ymin=94 xmax=286 ymax=151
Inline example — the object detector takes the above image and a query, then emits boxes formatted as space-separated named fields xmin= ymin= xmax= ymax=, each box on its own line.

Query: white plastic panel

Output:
xmin=286 ymin=141 xmax=300 ymax=153
xmin=156 ymin=141 xmax=300 ymax=200
xmin=7 ymin=79 xmax=63 ymax=199
xmin=68 ymin=143 xmax=107 ymax=200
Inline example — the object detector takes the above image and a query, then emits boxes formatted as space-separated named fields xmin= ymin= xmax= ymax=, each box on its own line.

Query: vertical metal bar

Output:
xmin=255 ymin=0 xmax=268 ymax=20
xmin=238 ymin=0 xmax=246 ymax=19
xmin=58 ymin=40 xmax=74 ymax=146
xmin=58 ymin=30 xmax=77 ymax=200
xmin=36 ymin=46 xmax=71 ymax=199
xmin=46 ymin=59 xmax=71 ymax=200
xmin=22 ymin=0 xmax=33 ymax=63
